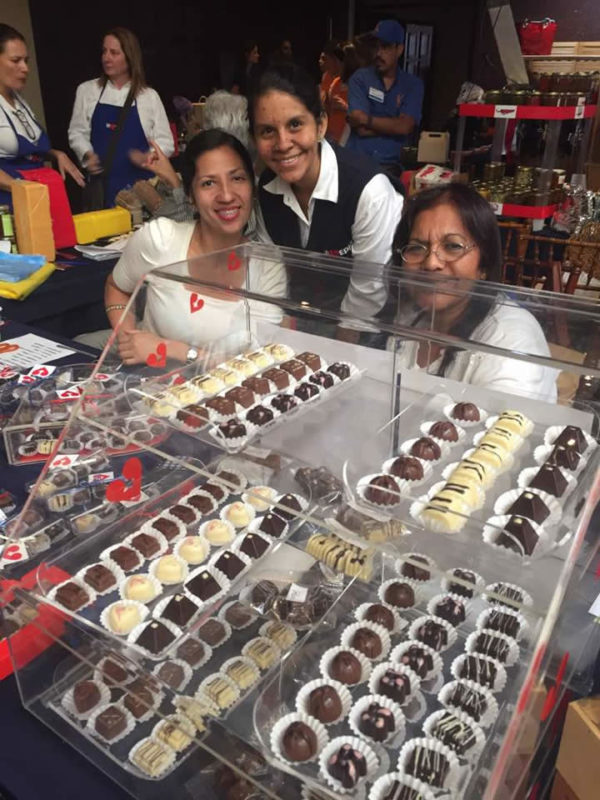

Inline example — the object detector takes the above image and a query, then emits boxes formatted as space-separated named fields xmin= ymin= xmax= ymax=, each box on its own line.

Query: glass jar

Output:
xmin=515 ymin=166 xmax=534 ymax=188
xmin=542 ymin=92 xmax=560 ymax=106
xmin=537 ymin=73 xmax=552 ymax=92
xmin=526 ymin=91 xmax=542 ymax=105
xmin=548 ymin=73 xmax=562 ymax=92
xmin=484 ymin=90 xmax=502 ymax=104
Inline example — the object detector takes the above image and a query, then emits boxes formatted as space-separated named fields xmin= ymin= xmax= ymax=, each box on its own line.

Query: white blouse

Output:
xmin=0 ymin=94 xmax=45 ymax=157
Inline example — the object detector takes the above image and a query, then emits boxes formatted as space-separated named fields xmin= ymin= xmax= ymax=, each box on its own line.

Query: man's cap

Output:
xmin=369 ymin=19 xmax=405 ymax=45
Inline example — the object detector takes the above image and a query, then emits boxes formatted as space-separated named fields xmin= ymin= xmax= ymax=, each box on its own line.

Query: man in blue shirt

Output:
xmin=347 ymin=20 xmax=424 ymax=174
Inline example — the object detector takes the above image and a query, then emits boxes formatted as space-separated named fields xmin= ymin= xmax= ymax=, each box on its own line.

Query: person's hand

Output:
xmin=347 ymin=109 xmax=368 ymax=128
xmin=52 ymin=150 xmax=85 ymax=187
xmin=117 ymin=329 xmax=163 ymax=365
xmin=129 ymin=140 xmax=180 ymax=188
xmin=330 ymin=95 xmax=348 ymax=112
xmin=83 ymin=150 xmax=102 ymax=175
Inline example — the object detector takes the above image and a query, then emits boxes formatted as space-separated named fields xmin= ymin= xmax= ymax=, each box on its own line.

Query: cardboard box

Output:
xmin=417 ymin=131 xmax=449 ymax=164
xmin=551 ymin=771 xmax=580 ymax=800
xmin=555 ymin=698 xmax=600 ymax=800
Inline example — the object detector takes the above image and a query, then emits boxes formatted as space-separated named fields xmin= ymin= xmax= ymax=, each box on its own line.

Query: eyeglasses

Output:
xmin=13 ymin=108 xmax=37 ymax=140
xmin=397 ymin=235 xmax=477 ymax=265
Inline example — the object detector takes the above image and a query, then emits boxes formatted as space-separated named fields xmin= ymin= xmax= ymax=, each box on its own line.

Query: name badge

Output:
xmin=368 ymin=87 xmax=385 ymax=103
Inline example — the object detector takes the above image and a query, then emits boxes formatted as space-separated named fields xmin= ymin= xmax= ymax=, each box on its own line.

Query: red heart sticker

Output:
xmin=106 ymin=457 xmax=142 ymax=503
xmin=190 ymin=293 xmax=205 ymax=314
xmin=146 ymin=342 xmax=167 ymax=368
xmin=227 ymin=251 xmax=242 ymax=271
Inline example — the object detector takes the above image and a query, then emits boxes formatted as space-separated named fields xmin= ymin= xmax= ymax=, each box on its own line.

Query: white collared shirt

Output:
xmin=0 ymin=93 xmax=44 ymax=157
xmin=68 ymin=78 xmax=174 ymax=163
xmin=256 ymin=138 xmax=403 ymax=321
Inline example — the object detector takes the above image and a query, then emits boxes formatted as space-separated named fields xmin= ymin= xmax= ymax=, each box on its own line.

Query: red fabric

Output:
xmin=517 ymin=19 xmax=557 ymax=56
xmin=17 ymin=166 xmax=76 ymax=249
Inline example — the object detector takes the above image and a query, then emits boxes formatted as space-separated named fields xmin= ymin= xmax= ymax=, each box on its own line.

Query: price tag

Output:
xmin=1 ymin=540 xmax=28 ymax=565
xmin=121 ymin=490 xmax=149 ymax=508
xmin=588 ymin=593 xmax=600 ymax=617
xmin=49 ymin=453 xmax=80 ymax=470
xmin=56 ymin=386 xmax=83 ymax=400
xmin=0 ymin=366 xmax=18 ymax=380
xmin=494 ymin=105 xmax=517 ymax=119
xmin=89 ymin=471 xmax=114 ymax=484
xmin=17 ymin=374 xmax=36 ymax=385
xmin=489 ymin=202 xmax=503 ymax=216
xmin=96 ymin=373 xmax=112 ymax=382
xmin=28 ymin=364 xmax=56 ymax=379
xmin=286 ymin=583 xmax=308 ymax=603
xmin=574 ymin=105 xmax=585 ymax=119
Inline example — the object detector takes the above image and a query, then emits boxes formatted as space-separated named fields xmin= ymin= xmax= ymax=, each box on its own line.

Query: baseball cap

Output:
xmin=369 ymin=19 xmax=405 ymax=45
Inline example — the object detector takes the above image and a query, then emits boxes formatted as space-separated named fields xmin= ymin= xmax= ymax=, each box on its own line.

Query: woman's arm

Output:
xmin=68 ymin=82 xmax=95 ymax=164
xmin=145 ymin=89 xmax=175 ymax=158
xmin=48 ymin=149 xmax=85 ymax=187
xmin=0 ymin=169 xmax=14 ymax=192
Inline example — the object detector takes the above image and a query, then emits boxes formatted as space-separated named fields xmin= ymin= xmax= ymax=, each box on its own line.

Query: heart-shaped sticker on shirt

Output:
xmin=106 ymin=457 xmax=142 ymax=503
xmin=146 ymin=342 xmax=166 ymax=368
xmin=227 ymin=251 xmax=242 ymax=271
xmin=190 ymin=293 xmax=205 ymax=314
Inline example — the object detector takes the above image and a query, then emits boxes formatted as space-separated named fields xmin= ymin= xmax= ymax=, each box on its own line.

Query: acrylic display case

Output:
xmin=2 ymin=243 xmax=600 ymax=800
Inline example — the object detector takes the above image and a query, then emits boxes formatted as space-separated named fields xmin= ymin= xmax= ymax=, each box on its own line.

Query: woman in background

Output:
xmin=325 ymin=43 xmax=361 ymax=145
xmin=69 ymin=26 xmax=173 ymax=208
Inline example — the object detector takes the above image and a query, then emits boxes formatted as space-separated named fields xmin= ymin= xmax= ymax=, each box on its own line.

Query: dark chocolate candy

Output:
xmin=484 ymin=609 xmax=520 ymax=639
xmin=417 ymin=619 xmax=448 ymax=651
xmin=399 ymin=644 xmax=434 ymax=678
xmin=297 ymin=351 xmax=321 ymax=371
xmin=378 ymin=668 xmax=411 ymax=704
xmin=406 ymin=746 xmax=449 ymax=788
xmin=130 ymin=533 xmax=161 ymax=558
xmin=241 ymin=376 xmax=270 ymax=395
xmin=257 ymin=512 xmax=287 ymax=537
xmin=197 ymin=618 xmax=227 ymax=646
xmin=382 ymin=781 xmax=424 ymax=800
xmin=202 ymin=482 xmax=227 ymax=501
xmin=309 ymin=370 xmax=334 ymax=389
xmin=205 ymin=396 xmax=236 ymax=416
xmin=124 ymin=678 xmax=154 ymax=718
xmin=447 ymin=568 xmax=477 ymax=598
xmin=73 ymin=680 xmax=101 ymax=713
xmin=176 ymin=637 xmax=205 ymax=666
xmin=135 ymin=621 xmax=176 ymax=654
xmin=83 ymin=564 xmax=116 ymax=593
xmin=213 ymin=550 xmax=247 ymax=579
xmin=351 ymin=627 xmax=382 ymax=659
xmin=151 ymin=517 xmax=180 ymax=540
xmin=176 ymin=403 xmax=209 ymax=428
xmin=451 ymin=402 xmax=480 ymax=422
xmin=273 ymin=493 xmax=303 ymax=520
xmin=554 ymin=425 xmax=588 ymax=454
xmin=401 ymin=555 xmax=431 ymax=581
xmin=429 ymin=421 xmax=459 ymax=442
xmin=262 ymin=368 xmax=289 ymax=390
xmin=474 ymin=632 xmax=511 ymax=662
xmin=409 ymin=437 xmax=441 ymax=461
xmin=447 ymin=682 xmax=488 ymax=721
xmin=224 ymin=602 xmax=255 ymax=628
xmin=250 ymin=580 xmax=278 ymax=609
xmin=107 ymin=545 xmax=140 ymax=572
xmin=280 ymin=359 xmax=307 ymax=380
xmin=186 ymin=570 xmax=222 ymax=601
xmin=270 ymin=393 xmax=298 ymax=413
xmin=328 ymin=362 xmax=351 ymax=381
xmin=327 ymin=744 xmax=366 ymax=789
xmin=246 ymin=405 xmax=274 ymax=426
xmin=359 ymin=702 xmax=395 ymax=742
xmin=430 ymin=710 xmax=477 ymax=755
xmin=487 ymin=582 xmax=525 ymax=608
xmin=459 ymin=655 xmax=497 ymax=688
xmin=495 ymin=515 xmax=539 ymax=556
xmin=328 ymin=650 xmax=362 ymax=684
xmin=434 ymin=597 xmax=466 ymax=627
xmin=218 ymin=419 xmax=247 ymax=440
xmin=547 ymin=444 xmax=580 ymax=471
xmin=281 ymin=721 xmax=317 ymax=762
xmin=365 ymin=474 xmax=401 ymax=505
xmin=384 ymin=581 xmax=415 ymax=608
xmin=388 ymin=456 xmax=424 ymax=481
xmin=225 ymin=386 xmax=255 ymax=409
xmin=506 ymin=491 xmax=550 ymax=524
xmin=55 ymin=581 xmax=89 ymax=611
xmin=238 ymin=533 xmax=270 ymax=559
xmin=529 ymin=464 xmax=568 ymax=498
xmin=364 ymin=603 xmax=395 ymax=631
xmin=294 ymin=383 xmax=319 ymax=402
xmin=102 ymin=658 xmax=128 ymax=685
xmin=95 ymin=705 xmax=127 ymax=740
xmin=160 ymin=594 xmax=198 ymax=626
xmin=216 ymin=470 xmax=243 ymax=489
xmin=169 ymin=504 xmax=196 ymax=524
xmin=186 ymin=493 xmax=215 ymax=514
xmin=157 ymin=661 xmax=185 ymax=690
xmin=308 ymin=685 xmax=342 ymax=723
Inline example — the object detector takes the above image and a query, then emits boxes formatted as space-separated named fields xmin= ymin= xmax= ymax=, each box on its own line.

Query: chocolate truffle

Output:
xmin=484 ymin=609 xmax=520 ymax=639
xmin=224 ymin=602 xmax=255 ymax=628
xmin=446 ymin=682 xmax=488 ymax=721
xmin=197 ymin=618 xmax=227 ymax=646
xmin=130 ymin=533 xmax=161 ymax=558
xmin=459 ymin=655 xmax=497 ymax=688
xmin=495 ymin=515 xmax=539 ymax=556
xmin=406 ymin=745 xmax=449 ymax=787
xmin=73 ymin=680 xmax=101 ymax=713
xmin=547 ymin=444 xmax=580 ymax=471
xmin=529 ymin=464 xmax=568 ymax=498
xmin=554 ymin=425 xmax=588 ymax=454
xmin=487 ymin=582 xmax=525 ymax=608
xmin=327 ymin=744 xmax=366 ymax=789
xmin=176 ymin=404 xmax=209 ymax=428
xmin=328 ymin=362 xmax=351 ymax=381
xmin=399 ymin=644 xmax=434 ymax=678
xmin=309 ymin=370 xmax=334 ymax=389
xmin=186 ymin=570 xmax=222 ymax=601
xmin=384 ymin=581 xmax=415 ymax=608
xmin=241 ymin=376 xmax=270 ymax=395
xmin=136 ymin=621 xmax=176 ymax=655
xmin=251 ymin=580 xmax=278 ymax=611
xmin=238 ymin=532 xmax=270 ymax=559
xmin=382 ymin=782 xmax=425 ymax=800
xmin=218 ymin=419 xmax=247 ymax=440
xmin=161 ymin=594 xmax=198 ymax=626
xmin=401 ymin=555 xmax=431 ymax=581
xmin=388 ymin=456 xmax=424 ymax=481
xmin=205 ymin=396 xmax=236 ymax=416
xmin=378 ymin=668 xmax=411 ymax=704
xmin=297 ymin=351 xmax=321 ymax=371
xmin=169 ymin=504 xmax=196 ymax=524
xmin=55 ymin=582 xmax=89 ymax=611
xmin=157 ymin=661 xmax=185 ymax=690
xmin=280 ymin=359 xmax=307 ymax=380
xmin=281 ymin=721 xmax=317 ymax=762
xmin=203 ymin=482 xmax=228 ymax=502
xmin=451 ymin=402 xmax=480 ymax=422
xmin=447 ymin=568 xmax=477 ymax=598
xmin=417 ymin=619 xmax=448 ymax=651
xmin=213 ymin=550 xmax=247 ymax=579
xmin=474 ymin=632 xmax=511 ymax=662
xmin=358 ymin=702 xmax=395 ymax=742
xmin=186 ymin=493 xmax=215 ymax=514
xmin=176 ymin=637 xmax=205 ymax=666
xmin=257 ymin=512 xmax=287 ymax=537
xmin=225 ymin=386 xmax=255 ymax=409
xmin=365 ymin=474 xmax=401 ymax=505
xmin=271 ymin=393 xmax=298 ymax=413
xmin=262 ymin=368 xmax=289 ymax=390
xmin=308 ymin=685 xmax=343 ymax=723
xmin=409 ymin=437 xmax=441 ymax=461
xmin=507 ymin=491 xmax=550 ymax=523
xmin=124 ymin=678 xmax=154 ymax=718
xmin=102 ymin=658 xmax=128 ymax=685
xmin=328 ymin=650 xmax=362 ymax=685
xmin=365 ymin=604 xmax=395 ymax=631
xmin=429 ymin=420 xmax=459 ymax=442
xmin=151 ymin=517 xmax=180 ymax=540
xmin=294 ymin=383 xmax=319 ymax=402
xmin=95 ymin=705 xmax=127 ymax=740
xmin=83 ymin=564 xmax=116 ymax=593
xmin=434 ymin=597 xmax=466 ymax=627
xmin=351 ymin=627 xmax=382 ymax=659
xmin=246 ymin=405 xmax=274 ymax=426
xmin=274 ymin=493 xmax=303 ymax=520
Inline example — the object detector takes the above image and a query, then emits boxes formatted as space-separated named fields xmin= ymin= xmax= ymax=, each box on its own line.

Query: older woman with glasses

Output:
xmin=0 ymin=23 xmax=84 ymax=208
xmin=391 ymin=183 xmax=557 ymax=402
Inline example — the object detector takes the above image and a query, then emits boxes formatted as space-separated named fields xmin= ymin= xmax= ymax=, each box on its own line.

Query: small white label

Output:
xmin=17 ymin=374 xmax=36 ymax=385
xmin=89 ymin=471 xmax=114 ymax=484
xmin=121 ymin=490 xmax=149 ymax=508
xmin=588 ymin=593 xmax=600 ymax=617
xmin=28 ymin=364 xmax=56 ymax=379
xmin=494 ymin=105 xmax=517 ymax=119
xmin=49 ymin=453 xmax=80 ymax=470
xmin=1 ymin=540 xmax=28 ymax=565
xmin=56 ymin=386 xmax=83 ymax=400
xmin=368 ymin=87 xmax=385 ymax=103
xmin=0 ymin=366 xmax=17 ymax=379
xmin=490 ymin=202 xmax=504 ymax=215
xmin=574 ymin=105 xmax=585 ymax=119
xmin=286 ymin=583 xmax=309 ymax=603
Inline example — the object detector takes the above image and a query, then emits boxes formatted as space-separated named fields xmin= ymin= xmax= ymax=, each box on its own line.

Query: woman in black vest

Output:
xmin=250 ymin=63 xmax=403 ymax=339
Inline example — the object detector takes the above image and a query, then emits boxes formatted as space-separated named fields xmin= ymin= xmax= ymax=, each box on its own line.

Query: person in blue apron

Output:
xmin=68 ymin=27 xmax=174 ymax=209
xmin=0 ymin=24 xmax=84 ymax=209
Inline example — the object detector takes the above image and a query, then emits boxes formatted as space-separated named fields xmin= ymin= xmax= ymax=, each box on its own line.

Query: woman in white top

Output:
xmin=391 ymin=183 xmax=557 ymax=402
xmin=101 ymin=129 xmax=286 ymax=366
xmin=68 ymin=27 xmax=173 ymax=208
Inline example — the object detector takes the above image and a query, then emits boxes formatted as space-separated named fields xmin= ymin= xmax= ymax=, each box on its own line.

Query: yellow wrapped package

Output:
xmin=0 ymin=262 xmax=56 ymax=300
xmin=11 ymin=180 xmax=55 ymax=262
xmin=73 ymin=207 xmax=131 ymax=244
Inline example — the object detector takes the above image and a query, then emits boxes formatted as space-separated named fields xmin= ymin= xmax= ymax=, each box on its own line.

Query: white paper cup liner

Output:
xmin=220 ymin=501 xmax=256 ymax=529
xmin=517 ymin=466 xmax=576 ymax=500
xmin=181 ymin=489 xmax=218 ymax=516
xmin=151 ymin=713 xmax=196 ymax=753
xmin=533 ymin=443 xmax=587 ymax=475
xmin=355 ymin=603 xmax=408 ymax=636
xmin=271 ymin=711 xmax=329 ymax=766
xmin=183 ymin=565 xmax=230 ymax=607
xmin=212 ymin=465 xmax=249 ymax=493
xmin=369 ymin=772 xmax=436 ymax=800
xmin=493 ymin=488 xmax=560 ymax=527
xmin=140 ymin=514 xmax=187 ymax=543
xmin=476 ymin=607 xmax=529 ymax=643
xmin=473 ymin=427 xmax=524 ymax=454
xmin=483 ymin=514 xmax=551 ymax=560
xmin=544 ymin=425 xmax=597 ymax=451
xmin=100 ymin=600 xmax=148 ymax=636
xmin=410 ymin=497 xmax=471 ymax=535
xmin=219 ymin=599 xmax=259 ymax=630
xmin=320 ymin=645 xmax=372 ymax=686
xmin=427 ymin=594 xmax=471 ymax=626
xmin=232 ymin=529 xmax=274 ymax=560
xmin=242 ymin=485 xmax=277 ymax=512
xmin=403 ymin=690 xmax=428 ymax=723
xmin=152 ymin=658 xmax=193 ymax=692
xmin=463 ymin=446 xmax=514 ymax=476
xmin=484 ymin=581 xmax=533 ymax=610
xmin=368 ymin=661 xmax=422 ymax=704
xmin=319 ymin=735 xmax=379 ymax=794
xmin=356 ymin=473 xmax=404 ymax=509
xmin=450 ymin=653 xmax=507 ymax=693
xmin=119 ymin=573 xmax=163 ymax=604
xmin=295 ymin=678 xmax=353 ymax=726
xmin=395 ymin=552 xmax=436 ymax=582
xmin=174 ymin=535 xmax=211 ymax=566
xmin=349 ymin=693 xmax=405 ymax=747
xmin=341 ymin=621 xmax=391 ymax=662
xmin=123 ymin=530 xmax=169 ymax=560
xmin=128 ymin=736 xmax=177 ymax=778
xmin=465 ymin=628 xmax=520 ymax=667
xmin=382 ymin=456 xmax=432 ymax=489
xmin=199 ymin=518 xmax=236 ymax=546
xmin=422 ymin=708 xmax=486 ymax=763
xmin=442 ymin=459 xmax=494 ymax=490
xmin=420 ymin=672 xmax=445 ymax=696
xmin=100 ymin=544 xmax=144 ymax=573
xmin=438 ymin=679 xmax=499 ymax=729
xmin=400 ymin=437 xmax=450 ymax=462
xmin=152 ymin=593 xmax=201 ymax=625
xmin=390 ymin=640 xmax=443 ymax=682
xmin=61 ymin=679 xmax=110 ymax=721
xmin=397 ymin=736 xmax=461 ymax=793
xmin=443 ymin=402 xmax=488 ymax=427
xmin=86 ymin=702 xmax=136 ymax=746
xmin=248 ymin=515 xmax=289 ymax=539
xmin=420 ymin=421 xmax=467 ymax=448
xmin=408 ymin=615 xmax=457 ymax=653
xmin=242 ymin=636 xmax=282 ymax=671
xmin=75 ymin=561 xmax=125 ymax=597
xmin=441 ymin=569 xmax=485 ymax=600
xmin=221 ymin=656 xmax=261 ymax=691
xmin=48 ymin=579 xmax=97 ymax=612
xmin=259 ymin=620 xmax=298 ymax=650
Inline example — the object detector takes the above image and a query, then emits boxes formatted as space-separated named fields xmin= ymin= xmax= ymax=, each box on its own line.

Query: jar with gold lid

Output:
xmin=542 ymin=92 xmax=560 ymax=106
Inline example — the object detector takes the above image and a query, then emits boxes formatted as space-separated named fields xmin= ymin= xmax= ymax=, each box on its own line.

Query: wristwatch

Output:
xmin=186 ymin=347 xmax=199 ymax=364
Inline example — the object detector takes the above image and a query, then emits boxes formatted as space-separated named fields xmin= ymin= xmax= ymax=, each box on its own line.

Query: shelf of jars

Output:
xmin=459 ymin=103 xmax=597 ymax=120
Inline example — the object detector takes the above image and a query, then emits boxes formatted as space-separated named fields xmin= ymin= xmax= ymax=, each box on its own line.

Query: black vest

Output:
xmin=258 ymin=143 xmax=385 ymax=306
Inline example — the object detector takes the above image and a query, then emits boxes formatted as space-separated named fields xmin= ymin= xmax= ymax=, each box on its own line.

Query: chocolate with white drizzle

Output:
xmin=430 ymin=711 xmax=477 ymax=755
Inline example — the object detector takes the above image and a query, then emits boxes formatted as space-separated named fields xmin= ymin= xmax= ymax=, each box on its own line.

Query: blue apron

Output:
xmin=0 ymin=97 xmax=51 ymax=210
xmin=90 ymin=84 xmax=152 ymax=208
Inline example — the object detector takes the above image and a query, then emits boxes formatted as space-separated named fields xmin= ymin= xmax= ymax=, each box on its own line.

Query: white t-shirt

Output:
xmin=113 ymin=218 xmax=287 ymax=352
xmin=0 ymin=93 xmax=45 ymax=157
xmin=68 ymin=79 xmax=174 ymax=162
xmin=391 ymin=298 xmax=558 ymax=403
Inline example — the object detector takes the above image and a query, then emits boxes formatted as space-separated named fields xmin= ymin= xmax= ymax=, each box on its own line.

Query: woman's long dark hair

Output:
xmin=0 ymin=24 xmax=25 ymax=53
xmin=180 ymin=129 xmax=255 ymax=196
xmin=392 ymin=183 xmax=503 ymax=377
xmin=249 ymin=63 xmax=323 ymax=131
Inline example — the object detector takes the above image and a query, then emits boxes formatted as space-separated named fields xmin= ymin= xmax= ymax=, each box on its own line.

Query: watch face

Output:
xmin=187 ymin=348 xmax=199 ymax=363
